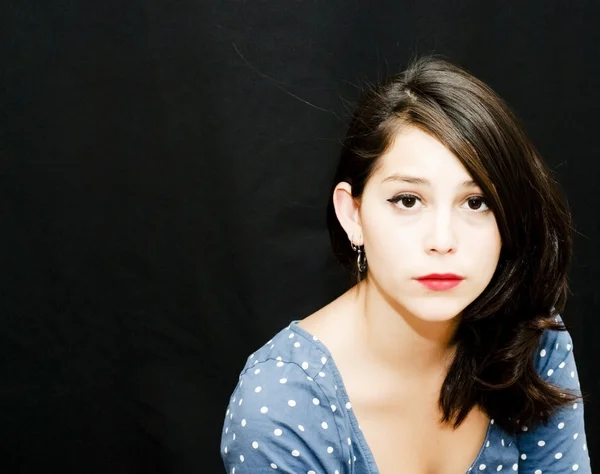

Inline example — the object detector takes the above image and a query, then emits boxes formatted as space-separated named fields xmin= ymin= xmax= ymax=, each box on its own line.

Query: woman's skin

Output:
xmin=298 ymin=125 xmax=502 ymax=473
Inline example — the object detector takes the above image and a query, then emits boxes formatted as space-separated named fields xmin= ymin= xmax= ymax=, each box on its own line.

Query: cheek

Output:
xmin=474 ymin=224 xmax=501 ymax=251
xmin=468 ymin=226 xmax=502 ymax=271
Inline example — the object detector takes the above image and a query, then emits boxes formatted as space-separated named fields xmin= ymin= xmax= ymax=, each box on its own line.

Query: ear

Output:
xmin=332 ymin=181 xmax=363 ymax=246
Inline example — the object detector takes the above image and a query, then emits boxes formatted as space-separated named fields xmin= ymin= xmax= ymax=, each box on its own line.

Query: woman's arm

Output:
xmin=516 ymin=329 xmax=591 ymax=473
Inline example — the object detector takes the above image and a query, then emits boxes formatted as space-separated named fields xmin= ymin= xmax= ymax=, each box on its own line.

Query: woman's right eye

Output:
xmin=387 ymin=194 xmax=421 ymax=209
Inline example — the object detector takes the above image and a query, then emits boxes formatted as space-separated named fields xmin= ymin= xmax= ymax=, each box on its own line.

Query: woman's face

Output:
xmin=342 ymin=125 xmax=502 ymax=322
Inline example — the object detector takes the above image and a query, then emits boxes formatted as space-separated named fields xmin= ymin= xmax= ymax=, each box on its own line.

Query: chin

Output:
xmin=401 ymin=298 xmax=468 ymax=323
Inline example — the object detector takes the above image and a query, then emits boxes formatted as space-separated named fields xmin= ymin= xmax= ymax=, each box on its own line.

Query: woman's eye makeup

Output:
xmin=386 ymin=193 xmax=491 ymax=212
xmin=387 ymin=193 xmax=420 ymax=208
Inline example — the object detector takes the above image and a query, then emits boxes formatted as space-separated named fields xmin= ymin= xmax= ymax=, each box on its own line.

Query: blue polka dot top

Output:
xmin=221 ymin=317 xmax=591 ymax=473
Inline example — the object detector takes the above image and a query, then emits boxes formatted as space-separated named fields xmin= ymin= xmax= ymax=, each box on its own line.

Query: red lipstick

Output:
xmin=416 ymin=273 xmax=464 ymax=291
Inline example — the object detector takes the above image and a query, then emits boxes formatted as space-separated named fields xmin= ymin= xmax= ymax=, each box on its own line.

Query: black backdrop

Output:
xmin=2 ymin=1 xmax=599 ymax=473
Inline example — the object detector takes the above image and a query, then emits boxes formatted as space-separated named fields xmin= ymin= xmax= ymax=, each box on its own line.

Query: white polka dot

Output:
xmin=573 ymin=465 xmax=579 ymax=471
xmin=225 ymin=427 xmax=228 ymax=434
xmin=497 ymin=466 xmax=503 ymax=471
xmin=226 ymin=409 xmax=230 ymax=416
xmin=276 ymin=361 xmax=284 ymax=367
xmin=534 ymin=470 xmax=541 ymax=474
xmin=479 ymin=464 xmax=486 ymax=470
xmin=521 ymin=454 xmax=527 ymax=460
xmin=288 ymin=333 xmax=294 ymax=339
xmin=312 ymin=398 xmax=320 ymax=405
xmin=308 ymin=471 xmax=316 ymax=474
xmin=335 ymin=471 xmax=339 ymax=474
xmin=583 ymin=444 xmax=587 ymax=451
xmin=538 ymin=440 xmax=546 ymax=447
xmin=241 ymin=419 xmax=246 ymax=427
xmin=571 ymin=371 xmax=575 ymax=378
xmin=293 ymin=342 xmax=301 ymax=348
xmin=556 ymin=453 xmax=563 ymax=459
xmin=224 ymin=446 xmax=228 ymax=453
xmin=327 ymin=446 xmax=334 ymax=454
xmin=232 ymin=468 xmax=235 ymax=474
xmin=233 ymin=433 xmax=236 ymax=440
xmin=253 ymin=360 xmax=258 ymax=365
xmin=573 ymin=403 xmax=578 ymax=409
xmin=559 ymin=362 xmax=566 ymax=368
xmin=252 ymin=441 xmax=259 ymax=449
xmin=313 ymin=335 xmax=318 ymax=341
xmin=321 ymin=422 xmax=328 ymax=429
xmin=288 ymin=400 xmax=296 ymax=407
xmin=239 ymin=399 xmax=243 ymax=406
xmin=276 ymin=356 xmax=282 ymax=360
xmin=521 ymin=426 xmax=528 ymax=431
xmin=486 ymin=441 xmax=490 ymax=448
xmin=274 ymin=429 xmax=282 ymax=436
xmin=321 ymin=357 xmax=327 ymax=364
xmin=270 ymin=463 xmax=277 ymax=469
xmin=306 ymin=376 xmax=313 ymax=381
xmin=291 ymin=449 xmax=300 ymax=457
xmin=346 ymin=402 xmax=352 ymax=410
xmin=301 ymin=361 xmax=309 ymax=370
xmin=260 ymin=406 xmax=268 ymax=414
xmin=501 ymin=439 xmax=505 ymax=446
xmin=547 ymin=369 xmax=554 ymax=377
xmin=318 ymin=371 xmax=326 ymax=377
xmin=270 ymin=344 xmax=274 ymax=349
xmin=566 ymin=343 xmax=572 ymax=351
xmin=331 ymin=404 xmax=337 ymax=412
xmin=240 ymin=455 xmax=244 ymax=462
xmin=512 ymin=464 xmax=518 ymax=471
xmin=298 ymin=425 xmax=305 ymax=431
xmin=279 ymin=378 xmax=287 ymax=384
xmin=255 ymin=386 xmax=262 ymax=393
xmin=558 ymin=422 xmax=565 ymax=429
xmin=490 ymin=419 xmax=495 ymax=424
xmin=540 ymin=349 xmax=547 ymax=357
xmin=254 ymin=369 xmax=260 ymax=374
xmin=347 ymin=438 xmax=351 ymax=445
xmin=574 ymin=433 xmax=579 ymax=439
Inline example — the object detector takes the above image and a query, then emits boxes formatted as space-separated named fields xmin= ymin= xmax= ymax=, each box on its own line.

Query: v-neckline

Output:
xmin=289 ymin=319 xmax=493 ymax=474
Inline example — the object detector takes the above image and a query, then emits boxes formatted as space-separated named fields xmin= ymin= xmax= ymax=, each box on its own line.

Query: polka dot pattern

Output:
xmin=220 ymin=317 xmax=590 ymax=473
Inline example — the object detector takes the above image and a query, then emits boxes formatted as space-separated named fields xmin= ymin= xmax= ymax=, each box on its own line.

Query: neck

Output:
xmin=351 ymin=278 xmax=460 ymax=377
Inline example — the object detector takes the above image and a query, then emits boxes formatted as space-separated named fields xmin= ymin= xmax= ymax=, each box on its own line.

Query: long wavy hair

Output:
xmin=326 ymin=55 xmax=579 ymax=434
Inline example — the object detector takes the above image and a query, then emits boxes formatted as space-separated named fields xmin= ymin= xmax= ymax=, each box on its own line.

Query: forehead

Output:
xmin=373 ymin=126 xmax=473 ymax=183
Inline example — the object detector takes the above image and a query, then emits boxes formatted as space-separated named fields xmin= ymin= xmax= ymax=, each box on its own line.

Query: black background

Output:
xmin=2 ymin=1 xmax=598 ymax=473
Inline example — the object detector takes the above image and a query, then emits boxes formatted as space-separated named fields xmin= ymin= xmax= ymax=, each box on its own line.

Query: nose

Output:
xmin=425 ymin=208 xmax=457 ymax=254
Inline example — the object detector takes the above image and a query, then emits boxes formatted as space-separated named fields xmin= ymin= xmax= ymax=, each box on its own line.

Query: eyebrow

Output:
xmin=381 ymin=174 xmax=480 ymax=189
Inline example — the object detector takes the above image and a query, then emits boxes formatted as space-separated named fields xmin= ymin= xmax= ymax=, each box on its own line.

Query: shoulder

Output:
xmin=533 ymin=315 xmax=576 ymax=383
xmin=221 ymin=322 xmax=350 ymax=472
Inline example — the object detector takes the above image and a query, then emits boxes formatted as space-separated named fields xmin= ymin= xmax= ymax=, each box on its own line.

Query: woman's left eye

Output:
xmin=463 ymin=196 xmax=489 ymax=211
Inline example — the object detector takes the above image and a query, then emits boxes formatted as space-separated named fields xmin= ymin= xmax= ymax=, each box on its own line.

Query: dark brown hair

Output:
xmin=326 ymin=55 xmax=580 ymax=434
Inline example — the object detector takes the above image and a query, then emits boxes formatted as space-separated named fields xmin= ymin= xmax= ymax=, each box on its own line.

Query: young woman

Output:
xmin=220 ymin=56 xmax=591 ymax=474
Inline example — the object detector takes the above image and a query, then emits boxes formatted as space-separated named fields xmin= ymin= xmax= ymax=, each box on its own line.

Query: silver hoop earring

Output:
xmin=356 ymin=246 xmax=367 ymax=273
xmin=349 ymin=234 xmax=367 ymax=273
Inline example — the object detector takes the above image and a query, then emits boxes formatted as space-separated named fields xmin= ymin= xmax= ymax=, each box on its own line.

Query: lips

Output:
xmin=416 ymin=274 xmax=464 ymax=291
xmin=416 ymin=273 xmax=464 ymax=281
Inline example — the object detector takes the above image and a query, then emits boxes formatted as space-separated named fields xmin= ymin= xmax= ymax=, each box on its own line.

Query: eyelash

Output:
xmin=387 ymin=193 xmax=491 ymax=213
